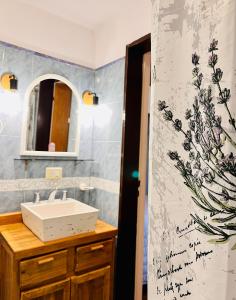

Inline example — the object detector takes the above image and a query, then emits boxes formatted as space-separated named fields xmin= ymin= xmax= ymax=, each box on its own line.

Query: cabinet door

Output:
xmin=21 ymin=279 xmax=70 ymax=300
xmin=71 ymin=266 xmax=110 ymax=300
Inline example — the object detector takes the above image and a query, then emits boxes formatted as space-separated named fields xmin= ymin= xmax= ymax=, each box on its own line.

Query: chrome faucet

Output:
xmin=34 ymin=192 xmax=40 ymax=204
xmin=48 ymin=189 xmax=57 ymax=202
xmin=62 ymin=190 xmax=67 ymax=201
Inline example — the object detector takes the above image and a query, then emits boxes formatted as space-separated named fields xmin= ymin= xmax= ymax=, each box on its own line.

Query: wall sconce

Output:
xmin=82 ymin=90 xmax=99 ymax=105
xmin=0 ymin=73 xmax=18 ymax=92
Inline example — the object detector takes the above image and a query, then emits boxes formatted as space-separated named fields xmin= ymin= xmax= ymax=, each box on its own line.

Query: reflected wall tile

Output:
xmin=68 ymin=138 xmax=76 ymax=152
xmin=68 ymin=94 xmax=78 ymax=141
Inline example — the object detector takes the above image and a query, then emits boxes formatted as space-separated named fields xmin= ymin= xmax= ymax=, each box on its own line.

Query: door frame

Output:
xmin=115 ymin=33 xmax=151 ymax=300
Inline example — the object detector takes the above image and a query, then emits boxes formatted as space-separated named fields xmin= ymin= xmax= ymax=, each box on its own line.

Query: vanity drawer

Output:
xmin=20 ymin=250 xmax=68 ymax=289
xmin=75 ymin=240 xmax=113 ymax=273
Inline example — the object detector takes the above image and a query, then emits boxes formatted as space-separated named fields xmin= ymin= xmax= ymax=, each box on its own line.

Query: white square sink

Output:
xmin=21 ymin=199 xmax=99 ymax=242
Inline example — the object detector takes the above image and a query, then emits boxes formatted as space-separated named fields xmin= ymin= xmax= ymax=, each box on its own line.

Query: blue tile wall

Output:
xmin=88 ymin=58 xmax=125 ymax=226
xmin=0 ymin=191 xmax=24 ymax=213
xmin=86 ymin=189 xmax=119 ymax=227
xmin=0 ymin=42 xmax=125 ymax=229
xmin=93 ymin=59 xmax=125 ymax=182
xmin=0 ymin=42 xmax=95 ymax=212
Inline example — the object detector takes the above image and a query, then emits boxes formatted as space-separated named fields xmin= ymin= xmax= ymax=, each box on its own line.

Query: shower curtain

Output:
xmin=149 ymin=0 xmax=236 ymax=299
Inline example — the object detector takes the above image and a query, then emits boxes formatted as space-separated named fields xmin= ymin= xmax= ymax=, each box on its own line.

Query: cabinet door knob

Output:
xmin=37 ymin=257 xmax=54 ymax=265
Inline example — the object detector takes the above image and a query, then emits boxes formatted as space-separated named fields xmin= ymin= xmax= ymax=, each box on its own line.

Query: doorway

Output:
xmin=115 ymin=34 xmax=151 ymax=300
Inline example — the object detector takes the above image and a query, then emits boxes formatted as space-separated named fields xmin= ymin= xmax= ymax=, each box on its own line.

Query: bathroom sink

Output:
xmin=21 ymin=199 xmax=99 ymax=242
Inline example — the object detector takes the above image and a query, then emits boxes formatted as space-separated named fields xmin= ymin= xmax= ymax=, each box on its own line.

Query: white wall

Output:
xmin=0 ymin=0 xmax=95 ymax=68
xmin=0 ymin=0 xmax=151 ymax=68
xmin=94 ymin=2 xmax=151 ymax=67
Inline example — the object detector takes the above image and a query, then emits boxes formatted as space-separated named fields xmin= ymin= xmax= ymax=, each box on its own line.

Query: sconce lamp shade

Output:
xmin=0 ymin=73 xmax=18 ymax=91
xmin=82 ymin=90 xmax=99 ymax=105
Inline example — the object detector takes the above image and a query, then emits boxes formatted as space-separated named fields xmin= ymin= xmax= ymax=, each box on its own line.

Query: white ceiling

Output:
xmin=17 ymin=0 xmax=147 ymax=30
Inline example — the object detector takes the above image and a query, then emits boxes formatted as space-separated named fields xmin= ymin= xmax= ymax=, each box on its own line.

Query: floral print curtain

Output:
xmin=149 ymin=0 xmax=236 ymax=299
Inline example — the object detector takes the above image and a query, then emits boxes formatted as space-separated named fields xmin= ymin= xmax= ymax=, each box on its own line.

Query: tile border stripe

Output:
xmin=0 ymin=177 xmax=119 ymax=195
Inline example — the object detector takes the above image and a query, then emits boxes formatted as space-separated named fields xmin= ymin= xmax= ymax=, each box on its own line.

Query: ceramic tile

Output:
xmin=0 ymin=177 xmax=118 ymax=194
xmin=2 ymin=46 xmax=34 ymax=92
xmin=95 ymin=59 xmax=125 ymax=103
xmin=79 ymin=139 xmax=93 ymax=160
xmin=26 ymin=160 xmax=55 ymax=178
xmin=93 ymin=101 xmax=123 ymax=142
xmin=92 ymin=142 xmax=121 ymax=181
xmin=89 ymin=189 xmax=119 ymax=227
xmin=0 ymin=136 xmax=20 ymax=179
xmin=14 ymin=159 xmax=26 ymax=179
xmin=75 ymin=188 xmax=91 ymax=204
xmin=0 ymin=191 xmax=24 ymax=213
xmin=54 ymin=160 xmax=92 ymax=177
xmin=91 ymin=177 xmax=120 ymax=194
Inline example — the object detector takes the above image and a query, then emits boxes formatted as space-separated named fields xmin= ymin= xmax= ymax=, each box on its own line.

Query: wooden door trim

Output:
xmin=115 ymin=33 xmax=151 ymax=300
xmin=135 ymin=51 xmax=151 ymax=300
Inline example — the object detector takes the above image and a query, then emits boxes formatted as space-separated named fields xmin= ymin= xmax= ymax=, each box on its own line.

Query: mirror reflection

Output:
xmin=26 ymin=78 xmax=77 ymax=153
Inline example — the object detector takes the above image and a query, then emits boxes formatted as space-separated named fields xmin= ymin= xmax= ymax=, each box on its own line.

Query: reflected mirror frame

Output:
xmin=20 ymin=74 xmax=81 ymax=158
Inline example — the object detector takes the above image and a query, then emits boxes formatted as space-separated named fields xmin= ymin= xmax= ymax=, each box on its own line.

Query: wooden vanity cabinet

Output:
xmin=20 ymin=279 xmax=70 ymax=300
xmin=71 ymin=266 xmax=111 ymax=300
xmin=0 ymin=215 xmax=117 ymax=300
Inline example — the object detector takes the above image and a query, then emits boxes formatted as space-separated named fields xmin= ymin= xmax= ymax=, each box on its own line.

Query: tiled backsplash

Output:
xmin=0 ymin=41 xmax=125 ymax=227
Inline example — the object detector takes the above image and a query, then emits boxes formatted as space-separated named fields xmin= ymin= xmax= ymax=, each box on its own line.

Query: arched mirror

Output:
xmin=21 ymin=74 xmax=80 ymax=157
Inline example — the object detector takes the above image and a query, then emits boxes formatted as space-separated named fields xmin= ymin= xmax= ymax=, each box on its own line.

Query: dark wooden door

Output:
xmin=71 ymin=266 xmax=110 ymax=300
xmin=35 ymin=79 xmax=54 ymax=151
xmin=116 ymin=33 xmax=151 ymax=300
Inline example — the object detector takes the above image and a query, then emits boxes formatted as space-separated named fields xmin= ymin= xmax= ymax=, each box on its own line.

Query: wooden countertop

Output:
xmin=0 ymin=212 xmax=118 ymax=260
